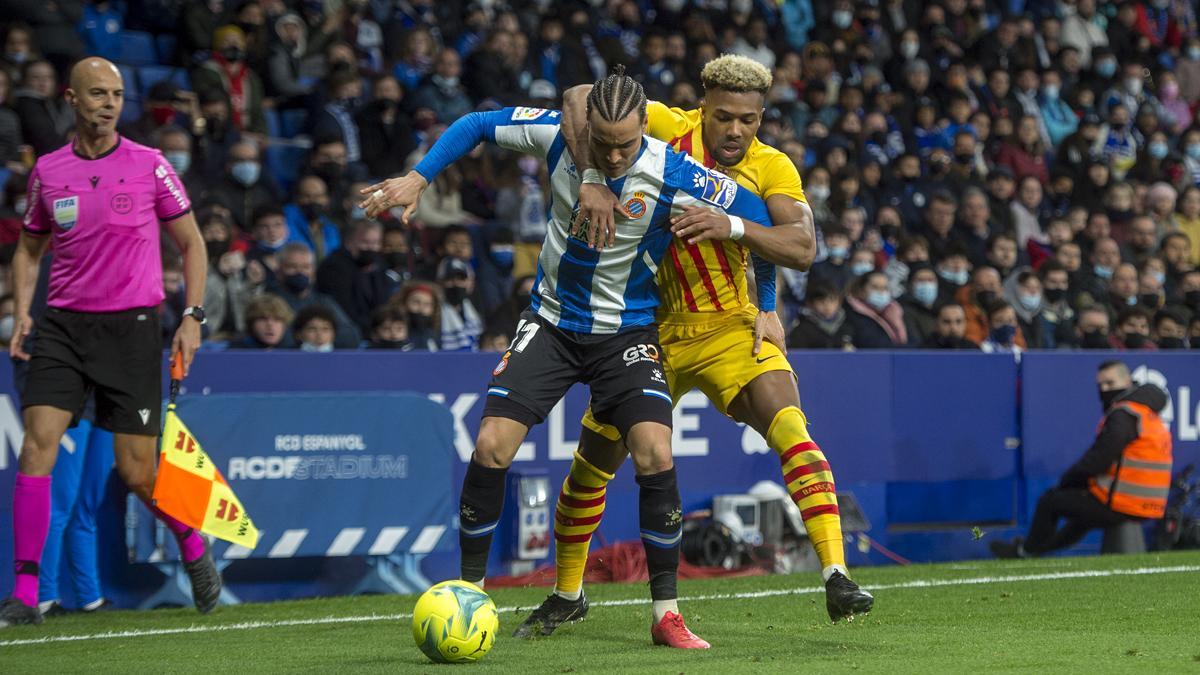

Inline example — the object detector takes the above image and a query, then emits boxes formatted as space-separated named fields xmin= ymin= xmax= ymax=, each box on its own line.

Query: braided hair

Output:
xmin=585 ymin=64 xmax=647 ymax=123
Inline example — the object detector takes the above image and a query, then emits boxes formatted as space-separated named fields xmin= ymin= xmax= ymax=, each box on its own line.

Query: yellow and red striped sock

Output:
xmin=767 ymin=406 xmax=847 ymax=574
xmin=553 ymin=451 xmax=614 ymax=599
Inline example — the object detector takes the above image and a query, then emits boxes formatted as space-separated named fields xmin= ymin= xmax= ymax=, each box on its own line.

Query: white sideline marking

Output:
xmin=2 ymin=563 xmax=1196 ymax=648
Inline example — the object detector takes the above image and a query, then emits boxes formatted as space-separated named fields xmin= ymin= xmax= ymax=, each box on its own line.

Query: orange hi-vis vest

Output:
xmin=1088 ymin=400 xmax=1173 ymax=518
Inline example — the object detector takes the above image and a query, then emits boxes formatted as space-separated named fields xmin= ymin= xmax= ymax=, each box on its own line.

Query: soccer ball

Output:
xmin=411 ymin=580 xmax=499 ymax=664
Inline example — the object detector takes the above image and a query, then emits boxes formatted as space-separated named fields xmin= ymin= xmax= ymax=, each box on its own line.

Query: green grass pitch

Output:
xmin=3 ymin=551 xmax=1198 ymax=673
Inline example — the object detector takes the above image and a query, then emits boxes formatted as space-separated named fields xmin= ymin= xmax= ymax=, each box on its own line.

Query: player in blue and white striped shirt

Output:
xmin=361 ymin=69 xmax=779 ymax=648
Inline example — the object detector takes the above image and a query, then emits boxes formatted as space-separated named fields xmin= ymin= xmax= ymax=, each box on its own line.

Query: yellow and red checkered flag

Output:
xmin=151 ymin=353 xmax=259 ymax=549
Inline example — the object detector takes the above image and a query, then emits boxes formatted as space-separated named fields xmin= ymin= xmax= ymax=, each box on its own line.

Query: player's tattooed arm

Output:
xmin=562 ymin=84 xmax=628 ymax=251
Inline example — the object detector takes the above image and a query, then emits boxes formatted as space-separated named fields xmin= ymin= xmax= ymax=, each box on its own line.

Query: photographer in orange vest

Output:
xmin=993 ymin=360 xmax=1172 ymax=558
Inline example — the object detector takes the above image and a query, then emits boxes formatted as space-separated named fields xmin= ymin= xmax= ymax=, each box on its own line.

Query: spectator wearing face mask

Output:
xmin=958 ymin=266 xmax=1027 ymax=349
xmin=979 ymin=300 xmax=1023 ymax=355
xmin=845 ymin=271 xmax=908 ymax=349
xmin=476 ymin=227 xmax=516 ymax=316
xmin=885 ymin=235 xmax=930 ymax=299
xmin=192 ymin=25 xmax=267 ymax=135
xmin=992 ymin=361 xmax=1171 ymax=559
xmin=266 ymin=243 xmax=361 ymax=348
xmin=495 ymin=154 xmax=549 ymax=279
xmin=356 ymin=74 xmax=416 ymax=179
xmin=412 ymin=47 xmax=473 ymax=125
xmin=808 ymin=226 xmax=855 ymax=292
xmin=316 ymin=219 xmax=392 ymax=334
xmin=900 ymin=264 xmax=940 ymax=346
xmin=197 ymin=210 xmax=251 ymax=339
xmin=12 ymin=59 xmax=72 ymax=156
xmin=923 ymin=303 xmax=979 ymax=349
xmin=266 ymin=13 xmax=319 ymax=104
xmin=367 ymin=304 xmax=413 ymax=350
xmin=1152 ymin=307 xmax=1190 ymax=350
xmin=486 ymin=275 xmax=535 ymax=342
xmin=1108 ymin=306 xmax=1157 ymax=350
xmin=787 ymin=283 xmax=855 ymax=350
xmin=208 ymin=140 xmax=278 ymax=230
xmin=934 ymin=244 xmax=972 ymax=297
xmin=293 ymin=305 xmax=338 ymax=353
xmin=1075 ymin=237 xmax=1122 ymax=309
xmin=232 ymin=294 xmax=294 ymax=350
xmin=155 ymin=126 xmax=207 ymax=197
xmin=381 ymin=224 xmax=421 ymax=286
xmin=1074 ymin=306 xmax=1112 ymax=349
xmin=285 ymin=175 xmax=341 ymax=259
xmin=398 ymin=282 xmax=441 ymax=352
xmin=1037 ymin=261 xmax=1077 ymax=349
xmin=1003 ymin=269 xmax=1048 ymax=348
xmin=436 ymin=258 xmax=482 ymax=352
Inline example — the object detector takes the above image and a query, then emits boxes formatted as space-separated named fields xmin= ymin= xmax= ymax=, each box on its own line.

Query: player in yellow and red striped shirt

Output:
xmin=514 ymin=55 xmax=874 ymax=640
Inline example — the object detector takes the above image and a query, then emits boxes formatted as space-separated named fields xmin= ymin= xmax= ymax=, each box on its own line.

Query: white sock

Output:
xmin=652 ymin=599 xmax=679 ymax=622
xmin=822 ymin=564 xmax=849 ymax=583
xmin=37 ymin=599 xmax=59 ymax=613
xmin=466 ymin=578 xmax=485 ymax=589
xmin=82 ymin=597 xmax=106 ymax=612
xmin=554 ymin=587 xmax=582 ymax=601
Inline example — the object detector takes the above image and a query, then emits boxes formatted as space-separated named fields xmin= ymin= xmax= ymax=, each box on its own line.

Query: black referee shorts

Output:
xmin=22 ymin=307 xmax=163 ymax=436
xmin=483 ymin=310 xmax=673 ymax=435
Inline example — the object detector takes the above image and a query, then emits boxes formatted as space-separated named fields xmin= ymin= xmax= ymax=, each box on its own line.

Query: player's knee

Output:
xmin=473 ymin=418 xmax=525 ymax=469
xmin=115 ymin=459 xmax=155 ymax=500
xmin=625 ymin=423 xmax=674 ymax=475
xmin=17 ymin=434 xmax=58 ymax=474
xmin=579 ymin=428 xmax=628 ymax=475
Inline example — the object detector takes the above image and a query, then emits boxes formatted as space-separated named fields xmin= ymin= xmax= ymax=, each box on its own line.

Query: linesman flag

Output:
xmin=152 ymin=353 xmax=259 ymax=549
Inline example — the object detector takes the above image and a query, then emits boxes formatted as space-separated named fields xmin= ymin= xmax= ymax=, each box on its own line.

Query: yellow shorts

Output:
xmin=582 ymin=305 xmax=794 ymax=440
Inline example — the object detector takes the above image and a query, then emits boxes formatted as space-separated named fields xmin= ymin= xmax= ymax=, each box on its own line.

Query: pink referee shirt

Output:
xmin=22 ymin=135 xmax=192 ymax=312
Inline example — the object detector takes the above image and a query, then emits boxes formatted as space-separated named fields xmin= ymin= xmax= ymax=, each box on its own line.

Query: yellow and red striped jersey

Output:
xmin=647 ymin=102 xmax=807 ymax=316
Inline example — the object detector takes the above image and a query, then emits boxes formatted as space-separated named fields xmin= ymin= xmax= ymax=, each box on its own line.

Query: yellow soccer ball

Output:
xmin=411 ymin=580 xmax=499 ymax=663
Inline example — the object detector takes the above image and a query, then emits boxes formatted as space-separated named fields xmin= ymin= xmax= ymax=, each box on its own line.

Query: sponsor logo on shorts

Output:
xmin=651 ymin=367 xmax=665 ymax=383
xmin=622 ymin=343 xmax=660 ymax=366
xmin=138 ymin=409 xmax=150 ymax=425
xmin=52 ymin=196 xmax=79 ymax=230
xmin=756 ymin=355 xmax=777 ymax=364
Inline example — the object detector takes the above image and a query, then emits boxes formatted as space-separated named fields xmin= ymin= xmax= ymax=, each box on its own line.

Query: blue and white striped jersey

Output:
xmin=414 ymin=106 xmax=776 ymax=334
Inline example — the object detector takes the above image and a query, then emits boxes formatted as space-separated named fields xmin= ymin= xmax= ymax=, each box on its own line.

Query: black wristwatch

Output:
xmin=182 ymin=306 xmax=207 ymax=325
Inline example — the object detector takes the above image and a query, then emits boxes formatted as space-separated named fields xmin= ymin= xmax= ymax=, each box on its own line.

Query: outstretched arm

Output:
xmin=361 ymin=108 xmax=558 ymax=221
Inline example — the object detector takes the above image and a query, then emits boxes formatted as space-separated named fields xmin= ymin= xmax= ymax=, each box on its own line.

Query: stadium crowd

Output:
xmin=1 ymin=0 xmax=1200 ymax=353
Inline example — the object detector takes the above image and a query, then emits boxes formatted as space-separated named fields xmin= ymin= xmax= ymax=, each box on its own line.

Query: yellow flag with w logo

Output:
xmin=152 ymin=405 xmax=260 ymax=549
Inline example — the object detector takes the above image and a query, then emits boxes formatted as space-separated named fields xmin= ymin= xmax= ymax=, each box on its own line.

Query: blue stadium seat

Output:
xmin=266 ymin=144 xmax=308 ymax=194
xmin=117 ymin=65 xmax=139 ymax=98
xmin=120 ymin=99 xmax=142 ymax=124
xmin=279 ymin=109 xmax=309 ymax=138
xmin=264 ymin=108 xmax=282 ymax=138
xmin=137 ymin=66 xmax=190 ymax=99
xmin=155 ymin=33 xmax=178 ymax=64
xmin=117 ymin=30 xmax=159 ymax=66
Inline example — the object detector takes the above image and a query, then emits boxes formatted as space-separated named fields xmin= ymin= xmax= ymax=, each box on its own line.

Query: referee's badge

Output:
xmin=52 ymin=196 xmax=79 ymax=230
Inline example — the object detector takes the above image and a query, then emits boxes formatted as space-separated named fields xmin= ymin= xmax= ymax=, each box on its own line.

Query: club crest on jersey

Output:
xmin=692 ymin=170 xmax=737 ymax=209
xmin=52 ymin=196 xmax=79 ymax=230
xmin=623 ymin=195 xmax=647 ymax=218
xmin=511 ymin=106 xmax=547 ymax=121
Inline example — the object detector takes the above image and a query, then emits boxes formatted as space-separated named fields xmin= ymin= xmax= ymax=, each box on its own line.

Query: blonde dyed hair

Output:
xmin=700 ymin=54 xmax=773 ymax=96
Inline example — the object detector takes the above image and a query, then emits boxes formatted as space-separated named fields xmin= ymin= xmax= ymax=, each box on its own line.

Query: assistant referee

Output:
xmin=0 ymin=58 xmax=217 ymax=628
